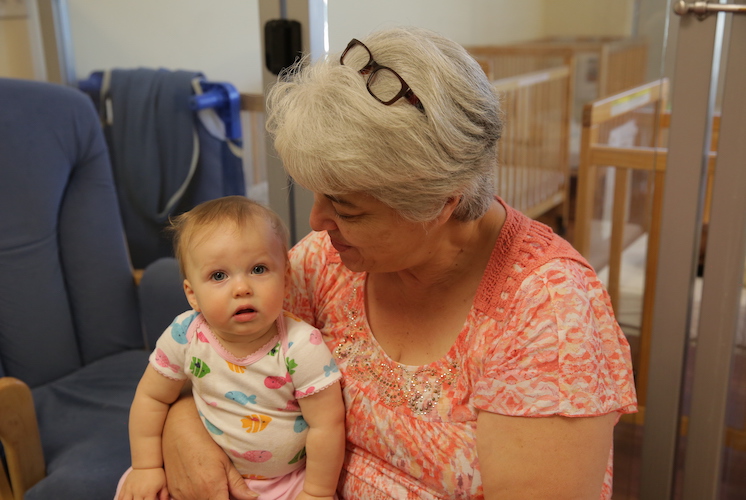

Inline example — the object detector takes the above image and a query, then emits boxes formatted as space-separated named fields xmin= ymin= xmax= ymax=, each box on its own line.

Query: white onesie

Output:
xmin=149 ymin=309 xmax=341 ymax=479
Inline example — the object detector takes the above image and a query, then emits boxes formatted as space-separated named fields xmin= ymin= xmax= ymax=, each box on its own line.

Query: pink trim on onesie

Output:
xmin=194 ymin=314 xmax=283 ymax=365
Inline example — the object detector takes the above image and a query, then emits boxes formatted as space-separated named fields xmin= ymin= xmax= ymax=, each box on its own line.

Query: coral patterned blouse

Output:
xmin=286 ymin=199 xmax=637 ymax=499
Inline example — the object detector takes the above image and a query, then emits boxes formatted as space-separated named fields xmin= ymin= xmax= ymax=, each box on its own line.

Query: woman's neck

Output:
xmin=379 ymin=200 xmax=505 ymax=296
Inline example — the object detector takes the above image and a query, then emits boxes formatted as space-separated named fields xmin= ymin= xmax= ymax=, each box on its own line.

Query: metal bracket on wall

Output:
xmin=674 ymin=0 xmax=746 ymax=20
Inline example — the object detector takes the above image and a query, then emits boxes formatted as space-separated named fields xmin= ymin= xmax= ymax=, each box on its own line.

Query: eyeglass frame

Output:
xmin=340 ymin=38 xmax=424 ymax=113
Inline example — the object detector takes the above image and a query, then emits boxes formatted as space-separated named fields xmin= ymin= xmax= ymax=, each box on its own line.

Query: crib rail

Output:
xmin=491 ymin=66 xmax=572 ymax=220
xmin=573 ymin=79 xmax=728 ymax=410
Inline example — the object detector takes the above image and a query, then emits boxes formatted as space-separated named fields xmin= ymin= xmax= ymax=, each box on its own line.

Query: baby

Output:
xmin=116 ymin=196 xmax=345 ymax=500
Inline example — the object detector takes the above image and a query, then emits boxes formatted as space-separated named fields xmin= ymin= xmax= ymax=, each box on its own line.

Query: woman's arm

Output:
xmin=295 ymin=381 xmax=346 ymax=500
xmin=161 ymin=393 xmax=257 ymax=500
xmin=476 ymin=411 xmax=616 ymax=500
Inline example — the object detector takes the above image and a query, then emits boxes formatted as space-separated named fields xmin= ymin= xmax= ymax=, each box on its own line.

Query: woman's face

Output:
xmin=309 ymin=192 xmax=443 ymax=273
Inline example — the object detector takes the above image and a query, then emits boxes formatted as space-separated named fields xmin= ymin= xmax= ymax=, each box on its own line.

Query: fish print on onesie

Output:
xmin=149 ymin=309 xmax=341 ymax=479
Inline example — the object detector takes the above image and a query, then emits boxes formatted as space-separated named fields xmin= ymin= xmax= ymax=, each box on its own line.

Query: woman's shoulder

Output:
xmin=288 ymin=230 xmax=353 ymax=296
xmin=289 ymin=230 xmax=340 ymax=265
xmin=476 ymin=201 xmax=595 ymax=317
xmin=497 ymin=200 xmax=588 ymax=269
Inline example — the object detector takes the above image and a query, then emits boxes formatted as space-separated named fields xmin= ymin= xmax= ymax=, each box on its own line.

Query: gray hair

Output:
xmin=265 ymin=26 xmax=502 ymax=223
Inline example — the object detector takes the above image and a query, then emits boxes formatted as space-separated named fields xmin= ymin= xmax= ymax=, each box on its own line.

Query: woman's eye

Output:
xmin=210 ymin=271 xmax=227 ymax=281
xmin=334 ymin=211 xmax=355 ymax=221
xmin=252 ymin=265 xmax=267 ymax=275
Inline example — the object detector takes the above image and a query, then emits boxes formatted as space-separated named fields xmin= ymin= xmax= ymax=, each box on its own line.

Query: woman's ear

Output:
xmin=183 ymin=279 xmax=201 ymax=312
xmin=436 ymin=196 xmax=460 ymax=224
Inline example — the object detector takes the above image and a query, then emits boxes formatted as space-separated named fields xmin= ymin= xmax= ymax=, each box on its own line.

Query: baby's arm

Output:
xmin=118 ymin=365 xmax=186 ymax=500
xmin=295 ymin=381 xmax=345 ymax=500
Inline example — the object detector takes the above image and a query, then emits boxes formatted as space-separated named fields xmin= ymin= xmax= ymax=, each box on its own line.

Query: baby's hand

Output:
xmin=117 ymin=467 xmax=169 ymax=500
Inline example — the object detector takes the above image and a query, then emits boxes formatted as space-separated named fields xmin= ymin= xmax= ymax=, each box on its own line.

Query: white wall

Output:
xmin=68 ymin=0 xmax=263 ymax=92
xmin=66 ymin=0 xmax=549 ymax=94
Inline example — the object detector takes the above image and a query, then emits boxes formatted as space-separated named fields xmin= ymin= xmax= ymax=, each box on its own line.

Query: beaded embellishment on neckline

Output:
xmin=335 ymin=284 xmax=459 ymax=415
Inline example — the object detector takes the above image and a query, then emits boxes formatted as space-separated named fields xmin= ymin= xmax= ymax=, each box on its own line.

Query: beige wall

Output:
xmin=328 ymin=0 xmax=545 ymax=50
xmin=0 ymin=17 xmax=35 ymax=79
xmin=542 ymin=0 xmax=636 ymax=37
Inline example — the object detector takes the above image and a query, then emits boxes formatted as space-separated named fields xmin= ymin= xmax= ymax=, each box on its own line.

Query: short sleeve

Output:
xmin=286 ymin=231 xmax=346 ymax=332
xmin=473 ymin=260 xmax=638 ymax=417
xmin=148 ymin=310 xmax=198 ymax=380
xmin=283 ymin=315 xmax=342 ymax=398
xmin=286 ymin=232 xmax=329 ymax=326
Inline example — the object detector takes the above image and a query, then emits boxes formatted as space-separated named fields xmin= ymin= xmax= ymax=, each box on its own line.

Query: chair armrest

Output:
xmin=138 ymin=257 xmax=189 ymax=349
xmin=0 ymin=377 xmax=45 ymax=500
xmin=0 ymin=460 xmax=11 ymax=500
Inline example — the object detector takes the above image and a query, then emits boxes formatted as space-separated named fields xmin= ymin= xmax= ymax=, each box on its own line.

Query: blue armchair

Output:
xmin=0 ymin=78 xmax=185 ymax=500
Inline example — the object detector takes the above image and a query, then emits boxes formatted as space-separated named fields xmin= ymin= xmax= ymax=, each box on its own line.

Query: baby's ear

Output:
xmin=183 ymin=279 xmax=201 ymax=312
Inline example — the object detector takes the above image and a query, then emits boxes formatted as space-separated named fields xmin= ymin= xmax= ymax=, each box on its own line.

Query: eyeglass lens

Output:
xmin=340 ymin=42 xmax=372 ymax=72
xmin=341 ymin=43 xmax=408 ymax=104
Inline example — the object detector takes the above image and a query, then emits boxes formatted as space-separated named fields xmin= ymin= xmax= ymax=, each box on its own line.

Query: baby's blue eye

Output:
xmin=211 ymin=271 xmax=227 ymax=281
xmin=252 ymin=265 xmax=267 ymax=275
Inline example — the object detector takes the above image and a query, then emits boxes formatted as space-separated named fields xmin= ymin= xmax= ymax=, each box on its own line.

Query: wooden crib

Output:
xmin=572 ymin=79 xmax=725 ymax=408
xmin=571 ymin=84 xmax=746 ymax=452
xmin=468 ymin=36 xmax=648 ymax=111
xmin=490 ymin=66 xmax=572 ymax=220
xmin=574 ymin=78 xmax=670 ymax=409
xmin=466 ymin=36 xmax=648 ymax=224
xmin=468 ymin=37 xmax=648 ymax=172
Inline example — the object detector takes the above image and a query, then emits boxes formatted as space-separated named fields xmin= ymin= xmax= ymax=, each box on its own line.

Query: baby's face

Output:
xmin=182 ymin=217 xmax=288 ymax=347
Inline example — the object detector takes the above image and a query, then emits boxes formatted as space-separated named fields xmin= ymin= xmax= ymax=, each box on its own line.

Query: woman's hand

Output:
xmin=162 ymin=395 xmax=257 ymax=500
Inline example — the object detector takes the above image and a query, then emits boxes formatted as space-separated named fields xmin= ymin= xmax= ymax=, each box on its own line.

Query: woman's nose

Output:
xmin=309 ymin=194 xmax=338 ymax=232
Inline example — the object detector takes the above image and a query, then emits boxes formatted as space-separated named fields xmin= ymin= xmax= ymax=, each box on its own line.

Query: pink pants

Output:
xmin=115 ymin=466 xmax=335 ymax=500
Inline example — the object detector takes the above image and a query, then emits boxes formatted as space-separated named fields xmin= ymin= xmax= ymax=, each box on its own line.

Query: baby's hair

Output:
xmin=168 ymin=196 xmax=290 ymax=277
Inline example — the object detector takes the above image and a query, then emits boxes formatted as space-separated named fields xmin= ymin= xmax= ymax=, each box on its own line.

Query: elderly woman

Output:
xmin=162 ymin=27 xmax=636 ymax=500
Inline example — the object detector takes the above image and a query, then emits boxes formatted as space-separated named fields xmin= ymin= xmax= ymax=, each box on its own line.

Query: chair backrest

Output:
xmin=0 ymin=78 xmax=144 ymax=388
